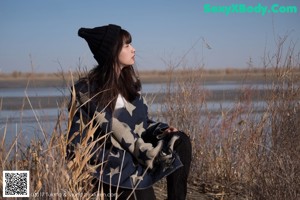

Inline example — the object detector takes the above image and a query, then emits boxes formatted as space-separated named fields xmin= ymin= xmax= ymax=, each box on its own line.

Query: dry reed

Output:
xmin=0 ymin=34 xmax=299 ymax=199
xmin=156 ymin=35 xmax=300 ymax=199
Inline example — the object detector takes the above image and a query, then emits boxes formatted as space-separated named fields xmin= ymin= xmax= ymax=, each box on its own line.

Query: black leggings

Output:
xmin=99 ymin=132 xmax=192 ymax=200
xmin=166 ymin=132 xmax=192 ymax=200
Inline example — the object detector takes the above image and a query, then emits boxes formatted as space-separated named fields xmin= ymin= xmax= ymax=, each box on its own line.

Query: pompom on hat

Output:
xmin=78 ymin=24 xmax=121 ymax=66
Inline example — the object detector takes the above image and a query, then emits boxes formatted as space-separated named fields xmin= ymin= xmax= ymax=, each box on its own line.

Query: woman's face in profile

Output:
xmin=118 ymin=43 xmax=135 ymax=68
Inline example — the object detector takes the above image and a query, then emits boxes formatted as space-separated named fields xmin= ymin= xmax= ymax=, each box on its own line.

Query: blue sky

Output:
xmin=0 ymin=0 xmax=299 ymax=73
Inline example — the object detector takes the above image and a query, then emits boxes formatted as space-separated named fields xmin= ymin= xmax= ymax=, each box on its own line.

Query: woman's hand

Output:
xmin=163 ymin=126 xmax=178 ymax=134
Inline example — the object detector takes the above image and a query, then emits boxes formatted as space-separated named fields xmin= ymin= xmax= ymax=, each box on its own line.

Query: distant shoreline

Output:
xmin=2 ymin=68 xmax=298 ymax=88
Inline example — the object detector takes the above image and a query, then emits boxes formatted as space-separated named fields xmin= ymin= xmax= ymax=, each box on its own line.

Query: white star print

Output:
xmin=130 ymin=171 xmax=144 ymax=186
xmin=134 ymin=122 xmax=145 ymax=136
xmin=94 ymin=111 xmax=108 ymax=124
xmin=109 ymin=151 xmax=120 ymax=158
xmin=125 ymin=102 xmax=136 ymax=116
xmin=107 ymin=166 xmax=120 ymax=177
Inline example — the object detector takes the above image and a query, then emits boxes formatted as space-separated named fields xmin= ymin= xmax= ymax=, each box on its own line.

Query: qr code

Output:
xmin=3 ymin=170 xmax=30 ymax=197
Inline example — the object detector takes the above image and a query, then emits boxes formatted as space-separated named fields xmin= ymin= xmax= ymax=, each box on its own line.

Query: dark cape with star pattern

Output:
xmin=67 ymin=79 xmax=183 ymax=189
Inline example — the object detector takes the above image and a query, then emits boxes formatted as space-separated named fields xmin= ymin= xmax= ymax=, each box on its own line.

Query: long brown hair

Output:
xmin=84 ymin=29 xmax=141 ymax=110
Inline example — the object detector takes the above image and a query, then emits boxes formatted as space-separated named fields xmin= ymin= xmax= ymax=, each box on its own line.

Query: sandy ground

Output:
xmin=153 ymin=179 xmax=214 ymax=200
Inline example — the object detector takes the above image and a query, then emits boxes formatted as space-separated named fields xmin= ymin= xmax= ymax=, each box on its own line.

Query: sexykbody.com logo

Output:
xmin=203 ymin=3 xmax=298 ymax=16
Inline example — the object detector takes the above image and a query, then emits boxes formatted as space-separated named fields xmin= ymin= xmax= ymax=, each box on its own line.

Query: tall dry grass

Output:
xmin=0 ymin=34 xmax=299 ymax=199
xmin=0 ymin=73 xmax=149 ymax=200
xmin=158 ymin=35 xmax=300 ymax=199
xmin=0 ymin=77 xmax=106 ymax=199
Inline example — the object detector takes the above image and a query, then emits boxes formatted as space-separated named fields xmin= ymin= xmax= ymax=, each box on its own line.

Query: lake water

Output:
xmin=0 ymin=82 xmax=271 ymax=145
xmin=1 ymin=82 xmax=271 ymax=98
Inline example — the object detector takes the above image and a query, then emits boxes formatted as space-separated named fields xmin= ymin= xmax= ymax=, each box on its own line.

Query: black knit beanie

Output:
xmin=78 ymin=24 xmax=121 ymax=66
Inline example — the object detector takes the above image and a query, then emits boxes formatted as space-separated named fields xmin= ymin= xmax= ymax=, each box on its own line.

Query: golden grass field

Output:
xmin=2 ymin=34 xmax=300 ymax=199
xmin=1 ymin=66 xmax=300 ymax=199
xmin=1 ymin=68 xmax=299 ymax=88
xmin=1 ymin=33 xmax=300 ymax=199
